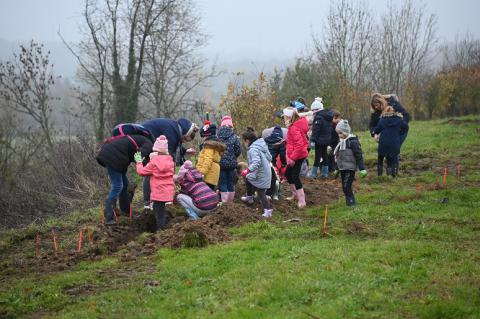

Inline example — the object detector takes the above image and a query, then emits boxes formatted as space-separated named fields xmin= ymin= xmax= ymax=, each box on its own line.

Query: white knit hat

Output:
xmin=310 ymin=97 xmax=324 ymax=111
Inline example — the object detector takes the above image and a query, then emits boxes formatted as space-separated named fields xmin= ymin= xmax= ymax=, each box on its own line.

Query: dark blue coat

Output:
xmin=311 ymin=109 xmax=334 ymax=145
xmin=373 ymin=115 xmax=409 ymax=157
xmin=217 ymin=126 xmax=241 ymax=170
xmin=370 ymin=96 xmax=410 ymax=136
xmin=142 ymin=118 xmax=184 ymax=157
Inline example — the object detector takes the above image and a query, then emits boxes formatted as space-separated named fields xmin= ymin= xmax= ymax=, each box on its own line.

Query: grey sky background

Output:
xmin=0 ymin=0 xmax=479 ymax=76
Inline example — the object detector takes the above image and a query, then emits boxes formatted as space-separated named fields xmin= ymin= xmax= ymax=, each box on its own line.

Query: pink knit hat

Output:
xmin=221 ymin=116 xmax=233 ymax=127
xmin=153 ymin=135 xmax=168 ymax=153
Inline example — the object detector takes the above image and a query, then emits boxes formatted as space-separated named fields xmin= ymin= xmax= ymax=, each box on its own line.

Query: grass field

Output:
xmin=1 ymin=116 xmax=479 ymax=318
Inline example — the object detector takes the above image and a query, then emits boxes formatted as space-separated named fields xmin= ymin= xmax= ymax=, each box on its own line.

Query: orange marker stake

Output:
xmin=77 ymin=229 xmax=83 ymax=253
xmin=323 ymin=205 xmax=328 ymax=234
xmin=129 ymin=205 xmax=133 ymax=219
xmin=35 ymin=233 xmax=41 ymax=257
xmin=86 ymin=224 xmax=93 ymax=246
xmin=52 ymin=230 xmax=58 ymax=257
xmin=102 ymin=209 xmax=106 ymax=225
xmin=113 ymin=208 xmax=118 ymax=222
xmin=456 ymin=164 xmax=461 ymax=178
xmin=443 ymin=167 xmax=448 ymax=188
xmin=416 ymin=177 xmax=422 ymax=197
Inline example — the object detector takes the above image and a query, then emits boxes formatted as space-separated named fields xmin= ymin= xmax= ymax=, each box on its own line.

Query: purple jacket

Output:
xmin=179 ymin=167 xmax=219 ymax=210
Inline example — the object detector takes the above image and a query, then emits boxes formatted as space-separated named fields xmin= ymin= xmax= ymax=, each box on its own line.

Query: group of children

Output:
xmin=97 ymin=93 xmax=409 ymax=231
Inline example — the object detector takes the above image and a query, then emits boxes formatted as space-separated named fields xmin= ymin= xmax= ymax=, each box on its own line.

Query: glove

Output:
xmin=327 ymin=146 xmax=333 ymax=155
xmin=359 ymin=170 xmax=368 ymax=178
xmin=333 ymin=170 xmax=339 ymax=177
xmin=185 ymin=147 xmax=196 ymax=154
xmin=241 ymin=169 xmax=250 ymax=177
xmin=287 ymin=157 xmax=295 ymax=167
xmin=309 ymin=141 xmax=315 ymax=148
xmin=134 ymin=152 xmax=144 ymax=164
xmin=374 ymin=134 xmax=380 ymax=143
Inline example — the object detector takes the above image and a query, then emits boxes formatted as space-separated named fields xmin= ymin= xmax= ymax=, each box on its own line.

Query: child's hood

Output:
xmin=249 ymin=138 xmax=270 ymax=155
xmin=217 ymin=126 xmax=235 ymax=141
xmin=149 ymin=153 xmax=174 ymax=169
xmin=203 ymin=138 xmax=227 ymax=152
xmin=381 ymin=114 xmax=403 ymax=127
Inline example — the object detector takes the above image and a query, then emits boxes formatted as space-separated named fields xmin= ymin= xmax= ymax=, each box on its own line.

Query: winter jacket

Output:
xmin=373 ymin=112 xmax=409 ymax=157
xmin=142 ymin=118 xmax=192 ymax=159
xmin=334 ymin=136 xmax=365 ymax=171
xmin=370 ymin=96 xmax=410 ymax=136
xmin=135 ymin=154 xmax=175 ymax=202
xmin=246 ymin=138 xmax=272 ymax=189
xmin=311 ymin=109 xmax=334 ymax=145
xmin=179 ymin=167 xmax=219 ymax=210
xmin=217 ymin=126 xmax=241 ymax=170
xmin=96 ymin=134 xmax=153 ymax=173
xmin=264 ymin=127 xmax=287 ymax=166
xmin=196 ymin=138 xmax=226 ymax=186
xmin=286 ymin=117 xmax=309 ymax=161
xmin=330 ymin=122 xmax=340 ymax=148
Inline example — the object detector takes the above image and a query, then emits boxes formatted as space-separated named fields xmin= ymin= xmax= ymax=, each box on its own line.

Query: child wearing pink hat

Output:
xmin=134 ymin=135 xmax=175 ymax=230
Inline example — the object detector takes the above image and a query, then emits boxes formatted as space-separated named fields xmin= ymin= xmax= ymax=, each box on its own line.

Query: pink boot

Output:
xmin=228 ymin=191 xmax=235 ymax=202
xmin=296 ymin=188 xmax=306 ymax=208
xmin=220 ymin=192 xmax=229 ymax=203
xmin=286 ymin=184 xmax=297 ymax=201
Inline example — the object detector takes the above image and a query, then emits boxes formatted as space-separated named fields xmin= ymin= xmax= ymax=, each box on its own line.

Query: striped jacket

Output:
xmin=179 ymin=167 xmax=219 ymax=210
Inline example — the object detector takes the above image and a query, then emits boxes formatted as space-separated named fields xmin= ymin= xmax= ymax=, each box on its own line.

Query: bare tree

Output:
xmin=0 ymin=41 xmax=57 ymax=148
xmin=141 ymin=0 xmax=217 ymax=118
xmin=442 ymin=33 xmax=480 ymax=69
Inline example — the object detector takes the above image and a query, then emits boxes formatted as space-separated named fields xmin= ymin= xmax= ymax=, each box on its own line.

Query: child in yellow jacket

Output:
xmin=196 ymin=123 xmax=226 ymax=189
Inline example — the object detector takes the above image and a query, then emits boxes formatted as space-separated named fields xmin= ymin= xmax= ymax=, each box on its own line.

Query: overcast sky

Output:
xmin=0 ymin=0 xmax=479 ymax=67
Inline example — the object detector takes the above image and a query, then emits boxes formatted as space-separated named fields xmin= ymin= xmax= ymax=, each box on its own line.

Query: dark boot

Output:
xmin=377 ymin=164 xmax=383 ymax=176
xmin=155 ymin=210 xmax=167 ymax=231
xmin=346 ymin=196 xmax=356 ymax=206
xmin=104 ymin=198 xmax=116 ymax=225
xmin=386 ymin=167 xmax=393 ymax=177
xmin=392 ymin=164 xmax=399 ymax=177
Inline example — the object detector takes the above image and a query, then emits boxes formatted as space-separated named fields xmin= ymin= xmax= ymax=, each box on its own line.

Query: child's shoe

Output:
xmin=309 ymin=166 xmax=319 ymax=178
xmin=320 ymin=165 xmax=329 ymax=178
xmin=346 ymin=196 xmax=356 ymax=206
xmin=262 ymin=209 xmax=273 ymax=218
xmin=286 ymin=184 xmax=297 ymax=201
xmin=241 ymin=195 xmax=254 ymax=204
xmin=296 ymin=188 xmax=306 ymax=208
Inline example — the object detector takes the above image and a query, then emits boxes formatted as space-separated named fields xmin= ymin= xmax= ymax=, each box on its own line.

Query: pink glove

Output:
xmin=241 ymin=168 xmax=250 ymax=177
xmin=287 ymin=157 xmax=295 ymax=167
xmin=186 ymin=147 xmax=196 ymax=154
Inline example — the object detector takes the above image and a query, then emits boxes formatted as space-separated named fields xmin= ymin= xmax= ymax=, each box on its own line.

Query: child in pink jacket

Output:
xmin=134 ymin=135 xmax=174 ymax=231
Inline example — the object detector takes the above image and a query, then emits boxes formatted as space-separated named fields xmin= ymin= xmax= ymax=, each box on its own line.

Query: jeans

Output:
xmin=313 ymin=144 xmax=328 ymax=167
xmin=107 ymin=166 xmax=129 ymax=207
xmin=153 ymin=201 xmax=168 ymax=230
xmin=245 ymin=180 xmax=270 ymax=210
xmin=218 ymin=168 xmax=236 ymax=192
xmin=286 ymin=158 xmax=305 ymax=189
xmin=176 ymin=194 xmax=212 ymax=217
xmin=340 ymin=170 xmax=355 ymax=202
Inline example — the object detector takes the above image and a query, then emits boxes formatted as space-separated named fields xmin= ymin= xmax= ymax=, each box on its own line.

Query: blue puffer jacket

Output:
xmin=373 ymin=113 xmax=409 ymax=157
xmin=217 ymin=126 xmax=241 ymax=170
xmin=311 ymin=109 xmax=334 ymax=145
xmin=246 ymin=138 xmax=272 ymax=189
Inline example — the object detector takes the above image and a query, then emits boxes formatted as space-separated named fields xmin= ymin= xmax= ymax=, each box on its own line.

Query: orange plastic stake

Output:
xmin=129 ymin=205 xmax=133 ymax=219
xmin=113 ymin=208 xmax=118 ymax=222
xmin=86 ymin=224 xmax=93 ymax=246
xmin=102 ymin=209 xmax=106 ymax=225
xmin=77 ymin=229 xmax=83 ymax=253
xmin=456 ymin=164 xmax=461 ymax=178
xmin=443 ymin=167 xmax=448 ymax=188
xmin=35 ymin=233 xmax=41 ymax=257
xmin=52 ymin=230 xmax=58 ymax=257
xmin=323 ymin=205 xmax=328 ymax=234
xmin=416 ymin=177 xmax=422 ymax=197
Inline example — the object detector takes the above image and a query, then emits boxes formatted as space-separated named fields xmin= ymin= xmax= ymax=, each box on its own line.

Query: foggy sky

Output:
xmin=0 ymin=0 xmax=479 ymax=71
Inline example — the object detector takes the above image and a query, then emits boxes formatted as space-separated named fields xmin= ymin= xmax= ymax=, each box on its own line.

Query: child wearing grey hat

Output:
xmin=333 ymin=120 xmax=367 ymax=206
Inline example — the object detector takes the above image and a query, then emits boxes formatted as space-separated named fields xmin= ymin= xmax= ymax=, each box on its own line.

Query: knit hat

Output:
xmin=290 ymin=100 xmax=305 ymax=111
xmin=282 ymin=107 xmax=296 ymax=118
xmin=221 ymin=116 xmax=233 ymax=127
xmin=200 ymin=120 xmax=217 ymax=137
xmin=310 ymin=97 xmax=324 ymax=111
xmin=270 ymin=126 xmax=284 ymax=140
xmin=177 ymin=160 xmax=192 ymax=181
xmin=336 ymin=120 xmax=351 ymax=135
xmin=153 ymin=135 xmax=169 ymax=153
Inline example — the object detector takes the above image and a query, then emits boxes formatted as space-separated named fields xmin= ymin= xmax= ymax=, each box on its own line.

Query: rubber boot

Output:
xmin=262 ymin=209 xmax=273 ymax=218
xmin=286 ymin=184 xmax=297 ymax=201
xmin=220 ymin=192 xmax=229 ymax=203
xmin=320 ymin=165 xmax=329 ymax=178
xmin=241 ymin=195 xmax=254 ymax=204
xmin=309 ymin=166 xmax=319 ymax=178
xmin=185 ymin=208 xmax=199 ymax=220
xmin=272 ymin=181 xmax=280 ymax=200
xmin=228 ymin=191 xmax=235 ymax=202
xmin=377 ymin=164 xmax=384 ymax=176
xmin=386 ymin=166 xmax=393 ymax=177
xmin=346 ymin=196 xmax=356 ymax=206
xmin=296 ymin=188 xmax=306 ymax=209
xmin=392 ymin=164 xmax=399 ymax=178
xmin=104 ymin=198 xmax=116 ymax=225
xmin=154 ymin=206 xmax=167 ymax=231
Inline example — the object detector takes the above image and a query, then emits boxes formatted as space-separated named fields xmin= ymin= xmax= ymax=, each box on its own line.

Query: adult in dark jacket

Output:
xmin=327 ymin=110 xmax=342 ymax=172
xmin=309 ymin=109 xmax=334 ymax=178
xmin=141 ymin=118 xmax=199 ymax=208
xmin=370 ymin=93 xmax=410 ymax=175
xmin=373 ymin=106 xmax=409 ymax=177
xmin=217 ymin=116 xmax=241 ymax=203
xmin=263 ymin=126 xmax=287 ymax=167
xmin=96 ymin=134 xmax=153 ymax=224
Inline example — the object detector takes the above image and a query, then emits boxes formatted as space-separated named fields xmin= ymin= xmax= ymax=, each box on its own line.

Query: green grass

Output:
xmin=1 ymin=116 xmax=480 ymax=318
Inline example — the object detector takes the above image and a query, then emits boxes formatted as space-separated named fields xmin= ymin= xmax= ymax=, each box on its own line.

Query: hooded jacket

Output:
xmin=370 ymin=95 xmax=410 ymax=136
xmin=334 ymin=135 xmax=365 ymax=171
xmin=246 ymin=138 xmax=272 ymax=189
xmin=373 ymin=112 xmax=409 ymax=157
xmin=142 ymin=118 xmax=193 ymax=158
xmin=135 ymin=154 xmax=175 ymax=202
xmin=217 ymin=126 xmax=241 ymax=170
xmin=196 ymin=138 xmax=226 ymax=186
xmin=96 ymin=134 xmax=153 ymax=173
xmin=311 ymin=109 xmax=334 ymax=145
xmin=286 ymin=117 xmax=309 ymax=161
xmin=179 ymin=166 xmax=219 ymax=210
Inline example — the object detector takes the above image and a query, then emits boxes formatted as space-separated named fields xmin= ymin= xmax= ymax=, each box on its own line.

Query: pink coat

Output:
xmin=286 ymin=117 xmax=309 ymax=160
xmin=136 ymin=154 xmax=175 ymax=202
